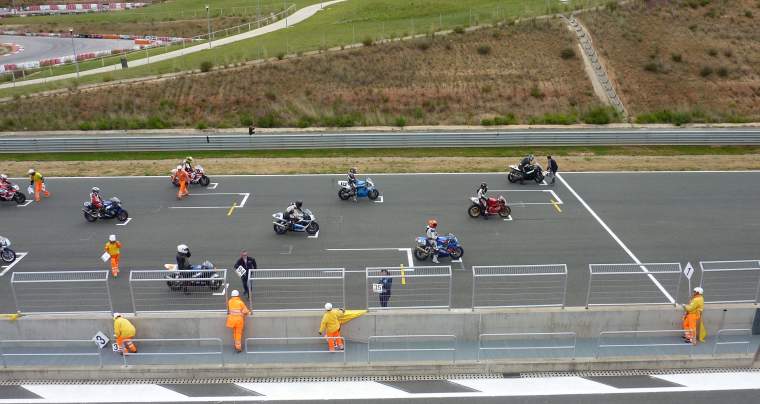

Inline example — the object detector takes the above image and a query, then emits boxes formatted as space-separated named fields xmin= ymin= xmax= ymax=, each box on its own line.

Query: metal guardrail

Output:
xmin=121 ymin=337 xmax=224 ymax=366
xmin=597 ymin=330 xmax=692 ymax=358
xmin=0 ymin=339 xmax=103 ymax=368
xmin=477 ymin=332 xmax=576 ymax=361
xmin=10 ymin=270 xmax=112 ymax=314
xmin=368 ymin=335 xmax=457 ymax=363
xmin=472 ymin=265 xmax=567 ymax=309
xmin=713 ymin=329 xmax=753 ymax=355
xmin=699 ymin=260 xmax=760 ymax=304
xmin=2 ymin=129 xmax=760 ymax=152
xmin=586 ymin=263 xmax=682 ymax=308
xmin=245 ymin=337 xmax=346 ymax=363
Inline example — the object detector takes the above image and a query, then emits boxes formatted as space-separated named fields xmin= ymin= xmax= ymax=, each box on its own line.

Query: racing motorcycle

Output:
xmin=83 ymin=197 xmax=129 ymax=223
xmin=414 ymin=233 xmax=464 ymax=262
xmin=171 ymin=165 xmax=211 ymax=187
xmin=507 ymin=163 xmax=545 ymax=184
xmin=0 ymin=183 xmax=26 ymax=204
xmin=467 ymin=195 xmax=511 ymax=218
xmin=337 ymin=177 xmax=380 ymax=201
xmin=272 ymin=209 xmax=320 ymax=235
xmin=164 ymin=260 xmax=224 ymax=294
xmin=0 ymin=236 xmax=16 ymax=263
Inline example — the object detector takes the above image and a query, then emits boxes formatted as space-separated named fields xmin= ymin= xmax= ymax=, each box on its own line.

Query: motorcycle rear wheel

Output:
xmin=535 ymin=173 xmax=545 ymax=183
xmin=499 ymin=206 xmax=512 ymax=217
xmin=413 ymin=249 xmax=428 ymax=261
xmin=467 ymin=205 xmax=481 ymax=218
xmin=166 ymin=280 xmax=183 ymax=291
xmin=1 ymin=248 xmax=15 ymax=263
xmin=13 ymin=192 xmax=26 ymax=204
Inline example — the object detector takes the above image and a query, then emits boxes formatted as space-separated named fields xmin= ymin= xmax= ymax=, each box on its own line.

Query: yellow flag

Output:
xmin=400 ymin=264 xmax=406 ymax=286
xmin=338 ymin=310 xmax=367 ymax=325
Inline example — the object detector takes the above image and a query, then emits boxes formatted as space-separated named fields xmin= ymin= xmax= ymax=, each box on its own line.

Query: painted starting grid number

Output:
xmin=0 ymin=252 xmax=28 ymax=277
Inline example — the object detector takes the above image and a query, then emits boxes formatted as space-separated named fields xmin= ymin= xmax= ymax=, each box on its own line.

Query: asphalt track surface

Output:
xmin=0 ymin=171 xmax=759 ymax=313
xmin=0 ymin=35 xmax=135 ymax=65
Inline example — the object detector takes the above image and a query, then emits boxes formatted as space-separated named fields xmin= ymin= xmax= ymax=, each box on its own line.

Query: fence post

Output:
xmin=755 ymin=259 xmax=760 ymax=304
xmin=365 ymin=267 xmax=369 ymax=311
xmin=562 ymin=270 xmax=568 ymax=308
xmin=129 ymin=273 xmax=138 ymax=315
xmin=585 ymin=266 xmax=593 ymax=309
xmin=106 ymin=274 xmax=114 ymax=313
xmin=448 ymin=265 xmax=452 ymax=310
xmin=341 ymin=268 xmax=346 ymax=309
xmin=471 ymin=266 xmax=476 ymax=312
xmin=10 ymin=273 xmax=19 ymax=313
xmin=0 ymin=343 xmax=5 ymax=368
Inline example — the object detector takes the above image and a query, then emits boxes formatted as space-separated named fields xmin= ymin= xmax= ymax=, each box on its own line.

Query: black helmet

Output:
xmin=295 ymin=200 xmax=303 ymax=208
xmin=349 ymin=167 xmax=357 ymax=174
xmin=480 ymin=182 xmax=487 ymax=189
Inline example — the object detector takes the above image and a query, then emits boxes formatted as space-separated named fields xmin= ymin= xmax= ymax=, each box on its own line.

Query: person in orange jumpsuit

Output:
xmin=28 ymin=169 xmax=50 ymax=202
xmin=104 ymin=234 xmax=122 ymax=277
xmin=226 ymin=289 xmax=250 ymax=352
xmin=176 ymin=165 xmax=189 ymax=199
xmin=318 ymin=302 xmax=345 ymax=351
xmin=683 ymin=287 xmax=705 ymax=344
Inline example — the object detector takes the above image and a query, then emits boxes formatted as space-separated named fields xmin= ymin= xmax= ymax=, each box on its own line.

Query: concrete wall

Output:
xmin=1 ymin=304 xmax=755 ymax=345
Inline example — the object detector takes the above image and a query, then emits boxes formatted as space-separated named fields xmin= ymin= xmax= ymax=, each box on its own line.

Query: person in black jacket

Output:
xmin=234 ymin=250 xmax=257 ymax=298
xmin=379 ymin=269 xmax=392 ymax=308
xmin=546 ymin=156 xmax=559 ymax=184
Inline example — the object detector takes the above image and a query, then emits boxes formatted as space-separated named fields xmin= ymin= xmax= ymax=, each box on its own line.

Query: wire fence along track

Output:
xmin=472 ymin=265 xmax=567 ymax=309
xmin=366 ymin=266 xmax=451 ymax=310
xmin=249 ymin=268 xmax=344 ymax=311
xmin=478 ymin=332 xmax=577 ymax=361
xmin=699 ymin=260 xmax=760 ymax=303
xmin=586 ymin=263 xmax=682 ymax=307
xmin=368 ymin=335 xmax=457 ymax=363
xmin=129 ymin=269 xmax=228 ymax=314
xmin=0 ymin=339 xmax=102 ymax=368
xmin=10 ymin=271 xmax=112 ymax=314
xmin=3 ymin=129 xmax=760 ymax=152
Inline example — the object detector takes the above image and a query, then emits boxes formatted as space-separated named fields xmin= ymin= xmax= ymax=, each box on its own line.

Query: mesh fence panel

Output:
xmin=699 ymin=260 xmax=760 ymax=303
xmin=249 ymin=268 xmax=344 ymax=311
xmin=587 ymin=263 xmax=682 ymax=307
xmin=366 ymin=266 xmax=451 ymax=309
xmin=10 ymin=271 xmax=111 ymax=314
xmin=129 ymin=270 xmax=228 ymax=314
xmin=472 ymin=265 xmax=567 ymax=308
xmin=368 ymin=335 xmax=456 ymax=363
xmin=0 ymin=340 xmax=102 ymax=368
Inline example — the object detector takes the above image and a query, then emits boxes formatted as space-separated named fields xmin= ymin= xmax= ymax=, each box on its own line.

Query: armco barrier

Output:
xmin=245 ymin=337 xmax=346 ymax=364
xmin=2 ymin=129 xmax=760 ymax=153
xmin=368 ymin=335 xmax=456 ymax=363
xmin=0 ymin=339 xmax=102 ymax=368
xmin=120 ymin=338 xmax=224 ymax=366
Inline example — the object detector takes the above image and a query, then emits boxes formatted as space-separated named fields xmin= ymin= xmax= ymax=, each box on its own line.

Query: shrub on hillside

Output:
xmin=699 ymin=66 xmax=713 ymax=77
xmin=200 ymin=61 xmax=213 ymax=72
xmin=453 ymin=26 xmax=465 ymax=34
xmin=394 ymin=116 xmax=407 ymax=127
xmin=529 ymin=113 xmax=577 ymax=125
xmin=530 ymin=85 xmax=545 ymax=99
xmin=671 ymin=53 xmax=682 ymax=63
xmin=560 ymin=48 xmax=575 ymax=59
xmin=494 ymin=114 xmax=518 ymax=125
xmin=581 ymin=107 xmax=616 ymax=124
xmin=256 ymin=113 xmax=281 ymax=128
xmin=477 ymin=45 xmax=492 ymax=55
xmin=717 ymin=66 xmax=729 ymax=77
xmin=643 ymin=62 xmax=662 ymax=73
xmin=362 ymin=37 xmax=374 ymax=47
xmin=635 ymin=110 xmax=692 ymax=126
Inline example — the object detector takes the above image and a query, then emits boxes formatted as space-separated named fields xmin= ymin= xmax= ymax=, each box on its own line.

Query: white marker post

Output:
xmin=683 ymin=262 xmax=695 ymax=299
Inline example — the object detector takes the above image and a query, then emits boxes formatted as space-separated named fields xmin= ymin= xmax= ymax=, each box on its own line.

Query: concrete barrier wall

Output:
xmin=1 ymin=305 xmax=756 ymax=346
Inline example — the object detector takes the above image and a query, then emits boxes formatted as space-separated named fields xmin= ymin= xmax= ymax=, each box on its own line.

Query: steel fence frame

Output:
xmin=121 ymin=338 xmax=224 ymax=367
xmin=477 ymin=332 xmax=577 ymax=361
xmin=245 ymin=337 xmax=346 ymax=363
xmin=472 ymin=265 xmax=568 ymax=309
xmin=596 ymin=330 xmax=692 ymax=358
xmin=129 ymin=269 xmax=228 ymax=314
xmin=365 ymin=266 xmax=452 ymax=310
xmin=10 ymin=271 xmax=112 ymax=314
xmin=586 ymin=263 xmax=682 ymax=308
xmin=249 ymin=268 xmax=345 ymax=311
xmin=0 ymin=339 xmax=103 ymax=368
xmin=699 ymin=260 xmax=760 ymax=303
xmin=367 ymin=334 xmax=457 ymax=363
xmin=713 ymin=329 xmax=753 ymax=356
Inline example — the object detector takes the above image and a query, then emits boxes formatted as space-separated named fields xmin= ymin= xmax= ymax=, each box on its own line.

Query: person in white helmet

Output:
xmin=28 ymin=168 xmax=50 ymax=202
xmin=683 ymin=287 xmax=705 ymax=344
xmin=113 ymin=312 xmax=137 ymax=354
xmin=104 ymin=234 xmax=122 ymax=277
xmin=318 ymin=302 xmax=344 ymax=351
xmin=226 ymin=289 xmax=250 ymax=352
xmin=176 ymin=244 xmax=192 ymax=271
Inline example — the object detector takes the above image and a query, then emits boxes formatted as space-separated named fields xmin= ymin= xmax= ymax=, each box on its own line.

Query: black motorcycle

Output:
xmin=508 ymin=164 xmax=545 ymax=184
xmin=0 ymin=236 xmax=15 ymax=264
xmin=165 ymin=261 xmax=224 ymax=294
xmin=83 ymin=197 xmax=129 ymax=223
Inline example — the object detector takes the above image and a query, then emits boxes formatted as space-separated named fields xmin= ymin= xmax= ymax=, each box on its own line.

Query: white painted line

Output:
xmin=238 ymin=193 xmax=251 ymax=208
xmin=169 ymin=193 xmax=249 ymax=209
xmin=308 ymin=230 xmax=319 ymax=239
xmin=400 ymin=247 xmax=414 ymax=268
xmin=491 ymin=189 xmax=560 ymax=205
xmin=556 ymin=173 xmax=674 ymax=303
xmin=16 ymin=200 xmax=32 ymax=207
xmin=503 ymin=215 xmax=513 ymax=221
xmin=280 ymin=245 xmax=293 ymax=255
xmin=212 ymin=283 xmax=229 ymax=296
xmin=0 ymin=252 xmax=28 ymax=276
xmin=326 ymin=248 xmax=404 ymax=251
xmin=115 ymin=217 xmax=132 ymax=226
xmin=546 ymin=189 xmax=564 ymax=205
xmin=374 ymin=195 xmax=384 ymax=203
xmin=207 ymin=182 xmax=219 ymax=190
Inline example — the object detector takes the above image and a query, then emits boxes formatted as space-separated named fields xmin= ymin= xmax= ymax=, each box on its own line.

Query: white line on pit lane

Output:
xmin=490 ymin=189 xmax=564 ymax=205
xmin=116 ymin=218 xmax=132 ymax=226
xmin=16 ymin=200 xmax=33 ymax=207
xmin=0 ymin=252 xmax=28 ymax=276
xmin=169 ymin=192 xmax=250 ymax=209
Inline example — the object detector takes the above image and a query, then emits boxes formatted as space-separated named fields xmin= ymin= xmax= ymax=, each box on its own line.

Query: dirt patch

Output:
xmin=581 ymin=0 xmax=760 ymax=121
xmin=2 ymin=155 xmax=760 ymax=177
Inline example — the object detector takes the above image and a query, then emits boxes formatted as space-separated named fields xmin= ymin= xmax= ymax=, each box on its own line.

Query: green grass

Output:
xmin=0 ymin=0 xmax=600 ymax=98
xmin=2 ymin=145 xmax=757 ymax=162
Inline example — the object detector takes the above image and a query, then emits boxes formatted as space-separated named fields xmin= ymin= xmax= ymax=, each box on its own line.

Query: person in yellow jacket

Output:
xmin=113 ymin=313 xmax=137 ymax=354
xmin=683 ymin=287 xmax=706 ymax=344
xmin=226 ymin=290 xmax=250 ymax=352
xmin=104 ymin=234 xmax=122 ymax=277
xmin=318 ymin=302 xmax=345 ymax=352
xmin=28 ymin=168 xmax=50 ymax=202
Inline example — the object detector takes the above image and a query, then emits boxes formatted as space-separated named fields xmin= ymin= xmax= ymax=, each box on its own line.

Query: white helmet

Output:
xmin=113 ymin=312 xmax=122 ymax=319
xmin=324 ymin=302 xmax=333 ymax=310
xmin=108 ymin=234 xmax=116 ymax=242
xmin=177 ymin=244 xmax=189 ymax=253
xmin=693 ymin=287 xmax=704 ymax=294
xmin=231 ymin=290 xmax=240 ymax=297
xmin=0 ymin=174 xmax=7 ymax=180
xmin=28 ymin=169 xmax=35 ymax=175
xmin=176 ymin=165 xmax=182 ymax=170
xmin=91 ymin=187 xmax=100 ymax=193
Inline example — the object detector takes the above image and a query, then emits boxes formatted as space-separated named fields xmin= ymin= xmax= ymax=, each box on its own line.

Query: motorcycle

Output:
xmin=0 ymin=236 xmax=16 ymax=264
xmin=272 ymin=209 xmax=319 ymax=235
xmin=164 ymin=260 xmax=224 ymax=294
xmin=468 ymin=195 xmax=511 ymax=218
xmin=507 ymin=164 xmax=545 ymax=184
xmin=0 ymin=183 xmax=26 ymax=204
xmin=337 ymin=178 xmax=380 ymax=201
xmin=171 ymin=165 xmax=211 ymax=187
xmin=414 ymin=233 xmax=464 ymax=262
xmin=83 ymin=197 xmax=129 ymax=223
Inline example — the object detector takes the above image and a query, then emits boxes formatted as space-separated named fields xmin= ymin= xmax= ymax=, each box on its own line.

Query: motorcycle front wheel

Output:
xmin=13 ymin=192 xmax=26 ymax=204
xmin=413 ymin=248 xmax=429 ymax=261
xmin=273 ymin=224 xmax=288 ymax=235
xmin=83 ymin=211 xmax=97 ymax=222
xmin=467 ymin=205 xmax=481 ymax=218
xmin=116 ymin=210 xmax=129 ymax=222
xmin=199 ymin=176 xmax=211 ymax=187
xmin=166 ymin=280 xmax=184 ymax=291
xmin=209 ymin=279 xmax=223 ymax=291
xmin=499 ymin=206 xmax=512 ymax=217
xmin=507 ymin=172 xmax=518 ymax=183
xmin=338 ymin=189 xmax=351 ymax=200
xmin=306 ymin=222 xmax=320 ymax=235
xmin=449 ymin=246 xmax=464 ymax=260
xmin=0 ymin=248 xmax=16 ymax=263
xmin=368 ymin=189 xmax=380 ymax=200
xmin=535 ymin=173 xmax=545 ymax=183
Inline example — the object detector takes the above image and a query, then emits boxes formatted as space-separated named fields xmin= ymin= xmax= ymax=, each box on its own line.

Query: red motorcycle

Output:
xmin=171 ymin=165 xmax=211 ymax=187
xmin=467 ymin=195 xmax=511 ymax=218
xmin=0 ymin=183 xmax=27 ymax=204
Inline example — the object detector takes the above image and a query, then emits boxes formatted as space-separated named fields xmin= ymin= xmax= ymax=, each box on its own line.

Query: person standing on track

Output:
xmin=104 ymin=234 xmax=122 ymax=278
xmin=683 ymin=287 xmax=705 ymax=344
xmin=176 ymin=165 xmax=189 ymax=199
xmin=113 ymin=313 xmax=138 ymax=354
xmin=318 ymin=302 xmax=345 ymax=352
xmin=546 ymin=156 xmax=559 ymax=185
xmin=28 ymin=168 xmax=50 ymax=202
xmin=226 ymin=290 xmax=251 ymax=353
xmin=233 ymin=250 xmax=257 ymax=299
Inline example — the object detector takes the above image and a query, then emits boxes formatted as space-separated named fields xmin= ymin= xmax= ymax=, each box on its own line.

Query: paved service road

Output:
xmin=0 ymin=171 xmax=758 ymax=313
xmin=0 ymin=35 xmax=135 ymax=65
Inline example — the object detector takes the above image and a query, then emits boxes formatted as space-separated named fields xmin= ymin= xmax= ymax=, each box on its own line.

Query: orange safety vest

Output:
xmin=226 ymin=297 xmax=250 ymax=327
xmin=104 ymin=241 xmax=122 ymax=256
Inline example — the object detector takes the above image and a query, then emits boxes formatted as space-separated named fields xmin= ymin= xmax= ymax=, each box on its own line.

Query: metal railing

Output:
xmin=121 ymin=338 xmax=224 ymax=366
xmin=10 ymin=271 xmax=112 ymax=314
xmin=477 ymin=332 xmax=576 ymax=361
xmin=249 ymin=268 xmax=345 ymax=311
xmin=699 ymin=260 xmax=760 ymax=303
xmin=596 ymin=330 xmax=692 ymax=357
xmin=3 ymin=129 xmax=760 ymax=153
xmin=366 ymin=266 xmax=451 ymax=310
xmin=586 ymin=263 xmax=682 ymax=307
xmin=245 ymin=337 xmax=346 ymax=363
xmin=0 ymin=339 xmax=102 ymax=368
xmin=368 ymin=335 xmax=456 ymax=363
xmin=713 ymin=329 xmax=753 ymax=355
xmin=129 ymin=269 xmax=228 ymax=314
xmin=472 ymin=265 xmax=567 ymax=309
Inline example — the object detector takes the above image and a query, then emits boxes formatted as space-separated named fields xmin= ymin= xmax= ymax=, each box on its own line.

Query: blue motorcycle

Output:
xmin=82 ymin=197 xmax=129 ymax=223
xmin=337 ymin=178 xmax=380 ymax=201
xmin=414 ymin=233 xmax=464 ymax=262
